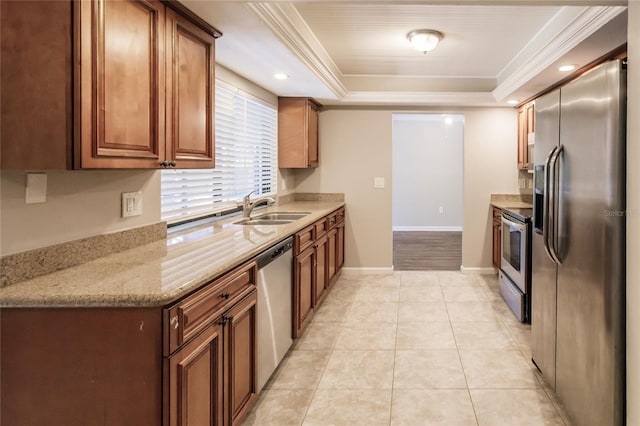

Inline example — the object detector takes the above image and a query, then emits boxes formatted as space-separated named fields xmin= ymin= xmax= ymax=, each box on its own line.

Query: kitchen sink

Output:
xmin=235 ymin=212 xmax=310 ymax=226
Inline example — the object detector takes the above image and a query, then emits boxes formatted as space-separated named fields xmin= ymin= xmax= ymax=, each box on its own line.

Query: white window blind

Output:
xmin=161 ymin=82 xmax=277 ymax=223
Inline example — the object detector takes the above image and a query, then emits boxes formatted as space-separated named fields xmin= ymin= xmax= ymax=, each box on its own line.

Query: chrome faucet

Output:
xmin=242 ymin=191 xmax=275 ymax=218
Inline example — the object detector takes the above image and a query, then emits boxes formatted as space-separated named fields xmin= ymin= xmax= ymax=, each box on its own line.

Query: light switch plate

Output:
xmin=25 ymin=173 xmax=47 ymax=204
xmin=374 ymin=177 xmax=385 ymax=189
xmin=122 ymin=191 xmax=142 ymax=218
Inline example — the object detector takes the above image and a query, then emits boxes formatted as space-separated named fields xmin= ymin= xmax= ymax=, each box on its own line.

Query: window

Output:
xmin=161 ymin=82 xmax=278 ymax=223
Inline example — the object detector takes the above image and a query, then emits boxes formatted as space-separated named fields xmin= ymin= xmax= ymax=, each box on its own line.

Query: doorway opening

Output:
xmin=391 ymin=113 xmax=464 ymax=270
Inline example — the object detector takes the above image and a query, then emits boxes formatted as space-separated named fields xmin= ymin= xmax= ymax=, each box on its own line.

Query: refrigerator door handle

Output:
xmin=547 ymin=145 xmax=563 ymax=264
xmin=551 ymin=145 xmax=564 ymax=264
xmin=543 ymin=146 xmax=559 ymax=263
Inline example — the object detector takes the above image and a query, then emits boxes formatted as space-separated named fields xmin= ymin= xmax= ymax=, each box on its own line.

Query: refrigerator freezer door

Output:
xmin=555 ymin=60 xmax=626 ymax=426
xmin=531 ymin=89 xmax=560 ymax=389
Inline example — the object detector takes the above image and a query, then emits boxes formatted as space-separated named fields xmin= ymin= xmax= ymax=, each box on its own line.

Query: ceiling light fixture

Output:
xmin=274 ymin=73 xmax=289 ymax=80
xmin=559 ymin=64 xmax=576 ymax=72
xmin=507 ymin=100 xmax=518 ymax=105
xmin=406 ymin=29 xmax=444 ymax=54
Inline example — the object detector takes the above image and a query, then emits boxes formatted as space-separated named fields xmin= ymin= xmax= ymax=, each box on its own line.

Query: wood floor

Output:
xmin=393 ymin=231 xmax=462 ymax=271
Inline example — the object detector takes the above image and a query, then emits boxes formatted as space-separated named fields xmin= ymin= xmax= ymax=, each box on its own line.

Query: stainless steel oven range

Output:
xmin=498 ymin=207 xmax=532 ymax=322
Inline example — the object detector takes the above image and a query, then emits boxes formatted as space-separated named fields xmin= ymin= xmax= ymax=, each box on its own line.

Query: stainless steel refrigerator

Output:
xmin=531 ymin=59 xmax=626 ymax=426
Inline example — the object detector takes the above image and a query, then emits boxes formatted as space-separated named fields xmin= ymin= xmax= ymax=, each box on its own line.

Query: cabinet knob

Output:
xmin=159 ymin=161 xmax=168 ymax=167
xmin=169 ymin=161 xmax=177 ymax=167
xmin=220 ymin=292 xmax=231 ymax=299
xmin=170 ymin=316 xmax=179 ymax=329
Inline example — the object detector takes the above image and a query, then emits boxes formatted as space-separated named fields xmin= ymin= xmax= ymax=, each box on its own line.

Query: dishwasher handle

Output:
xmin=257 ymin=237 xmax=293 ymax=269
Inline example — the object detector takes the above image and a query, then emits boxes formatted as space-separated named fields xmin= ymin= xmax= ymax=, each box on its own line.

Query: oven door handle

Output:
xmin=543 ymin=146 xmax=557 ymax=263
xmin=501 ymin=215 xmax=526 ymax=233
xmin=546 ymin=145 xmax=563 ymax=265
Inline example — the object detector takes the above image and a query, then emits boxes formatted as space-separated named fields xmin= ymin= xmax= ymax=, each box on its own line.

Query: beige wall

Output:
xmin=627 ymin=3 xmax=639 ymax=425
xmin=0 ymin=170 xmax=160 ymax=255
xmin=295 ymin=109 xmax=394 ymax=270
xmin=293 ymin=106 xmax=519 ymax=271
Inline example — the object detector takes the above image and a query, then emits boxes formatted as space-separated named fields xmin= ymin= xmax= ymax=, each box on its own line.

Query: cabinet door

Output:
xmin=77 ymin=0 xmax=166 ymax=169
xmin=294 ymin=246 xmax=315 ymax=338
xmin=526 ymin=102 xmax=535 ymax=134
xmin=307 ymin=101 xmax=319 ymax=167
xmin=327 ymin=228 xmax=337 ymax=285
xmin=165 ymin=7 xmax=215 ymax=168
xmin=337 ymin=222 xmax=345 ymax=272
xmin=517 ymin=106 xmax=527 ymax=169
xmin=314 ymin=235 xmax=328 ymax=307
xmin=225 ymin=291 xmax=257 ymax=426
xmin=166 ymin=322 xmax=224 ymax=426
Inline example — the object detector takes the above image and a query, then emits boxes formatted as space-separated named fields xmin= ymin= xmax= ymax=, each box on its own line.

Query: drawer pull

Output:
xmin=170 ymin=316 xmax=179 ymax=330
xmin=220 ymin=292 xmax=231 ymax=299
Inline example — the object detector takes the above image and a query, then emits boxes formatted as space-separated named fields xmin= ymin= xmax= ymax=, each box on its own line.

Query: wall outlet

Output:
xmin=438 ymin=206 xmax=444 ymax=214
xmin=374 ymin=177 xmax=385 ymax=189
xmin=121 ymin=191 xmax=142 ymax=218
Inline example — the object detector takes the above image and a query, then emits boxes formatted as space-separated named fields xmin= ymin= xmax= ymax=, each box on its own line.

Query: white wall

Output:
xmin=0 ymin=170 xmax=160 ymax=255
xmin=392 ymin=113 xmax=464 ymax=230
xmin=627 ymin=3 xmax=639 ymax=424
xmin=294 ymin=106 xmax=519 ymax=270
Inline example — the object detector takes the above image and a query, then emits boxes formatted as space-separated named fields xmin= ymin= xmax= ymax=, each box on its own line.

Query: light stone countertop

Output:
xmin=0 ymin=201 xmax=344 ymax=308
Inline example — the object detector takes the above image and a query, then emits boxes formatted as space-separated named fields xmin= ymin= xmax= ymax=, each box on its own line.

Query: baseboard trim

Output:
xmin=460 ymin=266 xmax=497 ymax=275
xmin=392 ymin=226 xmax=463 ymax=232
xmin=341 ymin=267 xmax=394 ymax=275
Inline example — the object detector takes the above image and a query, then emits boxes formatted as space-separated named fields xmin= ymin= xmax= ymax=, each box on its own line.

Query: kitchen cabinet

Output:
xmin=0 ymin=0 xmax=220 ymax=170
xmin=292 ymin=208 xmax=346 ymax=337
xmin=294 ymin=240 xmax=315 ymax=338
xmin=1 ymin=260 xmax=257 ymax=426
xmin=165 ymin=261 xmax=258 ymax=426
xmin=517 ymin=101 xmax=535 ymax=170
xmin=492 ymin=207 xmax=502 ymax=270
xmin=278 ymin=97 xmax=321 ymax=168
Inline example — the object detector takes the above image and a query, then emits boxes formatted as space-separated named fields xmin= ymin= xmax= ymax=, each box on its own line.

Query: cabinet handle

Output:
xmin=220 ymin=292 xmax=231 ymax=299
xmin=159 ymin=161 xmax=168 ymax=167
xmin=170 ymin=315 xmax=179 ymax=330
xmin=169 ymin=161 xmax=177 ymax=167
xmin=218 ymin=316 xmax=229 ymax=326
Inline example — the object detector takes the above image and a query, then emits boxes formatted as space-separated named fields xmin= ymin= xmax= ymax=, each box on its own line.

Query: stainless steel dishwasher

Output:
xmin=256 ymin=236 xmax=294 ymax=391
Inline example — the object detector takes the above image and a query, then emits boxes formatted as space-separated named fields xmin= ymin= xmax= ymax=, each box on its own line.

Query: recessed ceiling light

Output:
xmin=559 ymin=65 xmax=576 ymax=72
xmin=507 ymin=100 xmax=518 ymax=105
xmin=274 ymin=73 xmax=289 ymax=80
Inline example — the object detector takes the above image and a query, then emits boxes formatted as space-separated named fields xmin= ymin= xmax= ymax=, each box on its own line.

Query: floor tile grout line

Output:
xmin=441 ymin=272 xmax=481 ymax=426
xmin=388 ymin=271 xmax=404 ymax=426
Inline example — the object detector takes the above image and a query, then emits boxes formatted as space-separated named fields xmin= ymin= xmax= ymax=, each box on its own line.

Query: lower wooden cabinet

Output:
xmin=294 ymin=244 xmax=315 ymax=338
xmin=165 ymin=290 xmax=257 ymax=426
xmin=492 ymin=207 xmax=502 ymax=270
xmin=292 ymin=207 xmax=346 ymax=337
xmin=166 ymin=321 xmax=225 ymax=426
xmin=1 ymin=261 xmax=258 ymax=426
xmin=225 ymin=291 xmax=258 ymax=426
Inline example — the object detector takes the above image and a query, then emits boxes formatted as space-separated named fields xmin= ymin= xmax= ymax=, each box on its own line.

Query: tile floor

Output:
xmin=242 ymin=271 xmax=571 ymax=426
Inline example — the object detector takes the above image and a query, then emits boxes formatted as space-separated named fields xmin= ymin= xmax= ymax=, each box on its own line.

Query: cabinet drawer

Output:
xmin=295 ymin=225 xmax=315 ymax=254
xmin=327 ymin=213 xmax=337 ymax=229
xmin=164 ymin=261 xmax=257 ymax=355
xmin=314 ymin=218 xmax=328 ymax=237
xmin=336 ymin=208 xmax=345 ymax=224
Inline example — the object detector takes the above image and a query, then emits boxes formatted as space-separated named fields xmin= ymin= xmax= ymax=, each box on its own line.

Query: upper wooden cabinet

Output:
xmin=517 ymin=101 xmax=535 ymax=170
xmin=0 ymin=0 xmax=220 ymax=170
xmin=278 ymin=97 xmax=321 ymax=168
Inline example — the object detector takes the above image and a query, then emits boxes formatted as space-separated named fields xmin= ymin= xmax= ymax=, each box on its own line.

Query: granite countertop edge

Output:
xmin=0 ymin=201 xmax=345 ymax=309
xmin=490 ymin=201 xmax=534 ymax=209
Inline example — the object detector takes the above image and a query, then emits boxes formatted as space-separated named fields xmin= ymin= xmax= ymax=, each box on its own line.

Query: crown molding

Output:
xmin=247 ymin=3 xmax=348 ymax=98
xmin=492 ymin=5 xmax=626 ymax=101
xmin=338 ymin=91 xmax=499 ymax=106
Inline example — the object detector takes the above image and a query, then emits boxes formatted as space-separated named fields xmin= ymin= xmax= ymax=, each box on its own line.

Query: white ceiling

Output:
xmin=182 ymin=1 xmax=628 ymax=107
